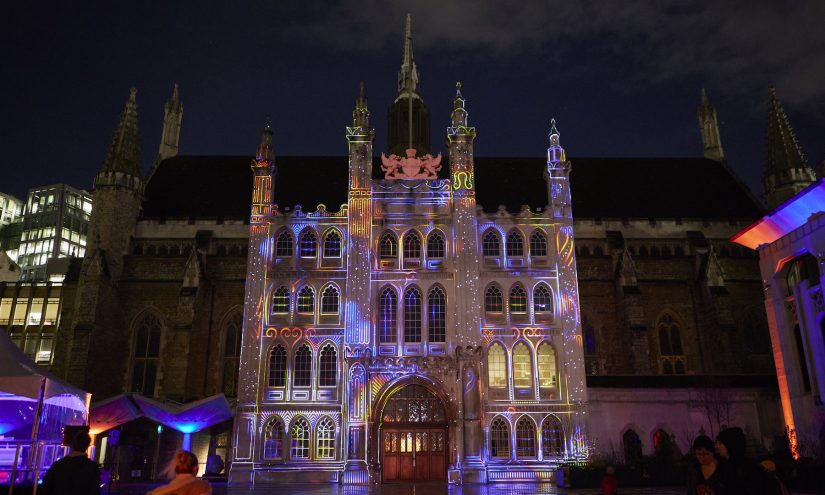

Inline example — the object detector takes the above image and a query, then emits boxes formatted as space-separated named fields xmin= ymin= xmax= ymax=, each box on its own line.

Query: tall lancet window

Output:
xmin=222 ymin=312 xmax=243 ymax=397
xmin=490 ymin=418 xmax=510 ymax=458
xmin=320 ymin=285 xmax=339 ymax=314
xmin=427 ymin=231 xmax=445 ymax=258
xmin=482 ymin=230 xmax=500 ymax=257
xmin=485 ymin=285 xmax=503 ymax=313
xmin=297 ymin=286 xmax=315 ymax=314
xmin=533 ymin=284 xmax=553 ymax=316
xmin=318 ymin=344 xmax=337 ymax=387
xmin=299 ymin=230 xmax=317 ymax=258
xmin=379 ymin=232 xmax=397 ymax=259
xmin=323 ymin=229 xmax=342 ymax=258
xmin=275 ymin=230 xmax=293 ymax=257
xmin=512 ymin=342 xmax=533 ymax=389
xmin=379 ymin=287 xmax=398 ymax=343
xmin=268 ymin=344 xmax=287 ymax=387
xmin=403 ymin=232 xmax=422 ymax=260
xmin=509 ymin=285 xmax=527 ymax=314
xmin=294 ymin=344 xmax=312 ymax=387
xmin=131 ymin=313 xmax=162 ymax=396
xmin=427 ymin=287 xmax=446 ymax=342
xmin=404 ymin=287 xmax=422 ymax=343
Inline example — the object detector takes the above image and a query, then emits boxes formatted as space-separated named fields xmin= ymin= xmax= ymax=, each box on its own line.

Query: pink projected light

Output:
xmin=732 ymin=178 xmax=825 ymax=249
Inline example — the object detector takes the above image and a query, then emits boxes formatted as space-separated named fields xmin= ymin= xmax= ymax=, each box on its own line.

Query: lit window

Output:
xmin=506 ymin=231 xmax=524 ymax=257
xmin=293 ymin=344 xmax=311 ymax=387
xmin=320 ymin=285 xmax=339 ymax=314
xmin=487 ymin=343 xmax=507 ymax=387
xmin=427 ymin=287 xmax=446 ymax=342
xmin=297 ymin=286 xmax=314 ymax=314
xmin=490 ymin=418 xmax=510 ymax=458
xmin=323 ymin=230 xmax=342 ymax=258
xmin=537 ymin=342 xmax=557 ymax=388
xmin=379 ymin=232 xmax=397 ymax=259
xmin=541 ymin=416 xmax=564 ymax=457
xmin=299 ymin=230 xmax=317 ymax=258
xmin=403 ymin=232 xmax=422 ymax=260
xmin=427 ymin=231 xmax=445 ymax=258
xmin=533 ymin=285 xmax=552 ymax=314
xmin=275 ymin=230 xmax=293 ymax=257
xmin=530 ymin=231 xmax=548 ymax=257
xmin=404 ymin=287 xmax=422 ymax=343
xmin=291 ymin=417 xmax=310 ymax=459
xmin=316 ymin=418 xmax=335 ymax=459
xmin=482 ymin=230 xmax=500 ymax=257
xmin=512 ymin=342 xmax=533 ymax=389
xmin=516 ymin=417 xmax=536 ymax=458
xmin=271 ymin=287 xmax=290 ymax=314
xmin=263 ymin=419 xmax=284 ymax=459
xmin=268 ymin=345 xmax=287 ymax=387
xmin=379 ymin=287 xmax=397 ymax=343
xmin=485 ymin=285 xmax=503 ymax=313
xmin=318 ymin=344 xmax=337 ymax=387
xmin=509 ymin=285 xmax=527 ymax=313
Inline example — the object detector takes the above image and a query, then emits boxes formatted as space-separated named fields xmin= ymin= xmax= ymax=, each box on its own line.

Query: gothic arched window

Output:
xmin=541 ymin=416 xmax=564 ymax=457
xmin=323 ymin=229 xmax=342 ymax=258
xmin=488 ymin=343 xmax=507 ymax=388
xmin=482 ymin=230 xmax=500 ymax=257
xmin=293 ymin=344 xmax=312 ymax=387
xmin=222 ymin=312 xmax=242 ymax=397
xmin=291 ymin=417 xmax=310 ymax=459
xmin=537 ymin=342 xmax=557 ymax=389
xmin=379 ymin=232 xmax=397 ymax=259
xmin=533 ymin=284 xmax=553 ymax=315
xmin=485 ymin=285 xmax=503 ymax=313
xmin=268 ymin=344 xmax=286 ymax=387
xmin=490 ymin=418 xmax=510 ymax=458
xmin=658 ymin=313 xmax=683 ymax=356
xmin=275 ymin=230 xmax=294 ymax=257
xmin=512 ymin=342 xmax=533 ymax=389
xmin=516 ymin=417 xmax=536 ymax=458
xmin=316 ymin=417 xmax=335 ymax=459
xmin=318 ymin=344 xmax=337 ymax=387
xmin=297 ymin=286 xmax=314 ymax=314
xmin=403 ymin=232 xmax=422 ymax=260
xmin=509 ymin=285 xmax=527 ymax=314
xmin=379 ymin=287 xmax=397 ymax=343
xmin=623 ymin=429 xmax=643 ymax=461
xmin=320 ymin=285 xmax=339 ymax=314
xmin=427 ymin=231 xmax=445 ymax=258
xmin=299 ymin=230 xmax=318 ymax=258
xmin=404 ymin=286 xmax=422 ymax=343
xmin=131 ymin=313 xmax=162 ymax=396
xmin=530 ymin=230 xmax=548 ymax=257
xmin=271 ymin=286 xmax=290 ymax=315
xmin=427 ymin=287 xmax=446 ymax=343
xmin=506 ymin=230 xmax=524 ymax=257
xmin=263 ymin=418 xmax=285 ymax=460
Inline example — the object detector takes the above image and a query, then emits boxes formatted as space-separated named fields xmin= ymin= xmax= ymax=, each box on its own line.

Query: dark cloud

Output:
xmin=287 ymin=1 xmax=825 ymax=108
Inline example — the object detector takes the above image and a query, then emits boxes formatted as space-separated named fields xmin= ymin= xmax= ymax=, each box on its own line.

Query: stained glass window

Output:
xmin=490 ymin=418 xmax=510 ymax=458
xmin=316 ymin=418 xmax=335 ymax=459
xmin=299 ymin=230 xmax=317 ymax=258
xmin=533 ymin=285 xmax=552 ymax=314
xmin=427 ymin=231 xmax=445 ymax=258
xmin=487 ymin=343 xmax=507 ymax=387
xmin=506 ymin=231 xmax=524 ymax=257
xmin=512 ymin=342 xmax=533 ymax=389
xmin=516 ymin=417 xmax=536 ymax=458
xmin=294 ymin=344 xmax=311 ymax=387
xmin=379 ymin=287 xmax=397 ymax=343
xmin=379 ymin=232 xmax=397 ymax=259
xmin=320 ymin=285 xmax=339 ymax=314
xmin=275 ymin=230 xmax=293 ymax=257
xmin=403 ymin=232 xmax=422 ymax=260
xmin=268 ymin=344 xmax=286 ymax=387
xmin=541 ymin=416 xmax=564 ymax=457
xmin=428 ymin=287 xmax=446 ymax=342
xmin=323 ymin=229 xmax=341 ymax=257
xmin=318 ymin=344 xmax=337 ymax=387
xmin=271 ymin=287 xmax=290 ymax=314
xmin=263 ymin=418 xmax=284 ymax=459
xmin=482 ymin=230 xmax=500 ymax=257
xmin=404 ymin=287 xmax=422 ymax=343
xmin=291 ymin=417 xmax=310 ymax=459
xmin=537 ymin=342 xmax=557 ymax=388
xmin=297 ymin=286 xmax=314 ymax=314
xmin=485 ymin=285 xmax=503 ymax=313
xmin=530 ymin=230 xmax=548 ymax=257
xmin=509 ymin=285 xmax=527 ymax=313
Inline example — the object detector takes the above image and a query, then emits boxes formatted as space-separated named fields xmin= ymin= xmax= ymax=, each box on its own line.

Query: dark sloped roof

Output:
xmin=142 ymin=155 xmax=763 ymax=220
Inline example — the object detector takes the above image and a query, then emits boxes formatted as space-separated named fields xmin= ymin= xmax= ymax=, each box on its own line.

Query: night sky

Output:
xmin=3 ymin=1 xmax=824 ymax=203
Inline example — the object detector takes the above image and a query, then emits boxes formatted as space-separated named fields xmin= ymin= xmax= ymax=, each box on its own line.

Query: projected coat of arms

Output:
xmin=380 ymin=148 xmax=442 ymax=179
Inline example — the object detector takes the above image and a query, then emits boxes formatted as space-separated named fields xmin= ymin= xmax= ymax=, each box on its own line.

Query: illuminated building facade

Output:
xmin=40 ymin=17 xmax=796 ymax=486
xmin=15 ymin=184 xmax=92 ymax=282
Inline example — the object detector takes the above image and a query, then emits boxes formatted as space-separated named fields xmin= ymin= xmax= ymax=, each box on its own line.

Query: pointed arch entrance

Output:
xmin=378 ymin=383 xmax=448 ymax=482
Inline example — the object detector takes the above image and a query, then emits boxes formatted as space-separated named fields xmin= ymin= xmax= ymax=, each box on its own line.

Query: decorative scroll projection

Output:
xmin=381 ymin=149 xmax=442 ymax=179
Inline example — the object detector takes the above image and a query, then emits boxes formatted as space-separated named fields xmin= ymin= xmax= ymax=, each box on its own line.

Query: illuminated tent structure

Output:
xmin=132 ymin=394 xmax=232 ymax=450
xmin=89 ymin=395 xmax=142 ymax=437
xmin=0 ymin=330 xmax=91 ymax=482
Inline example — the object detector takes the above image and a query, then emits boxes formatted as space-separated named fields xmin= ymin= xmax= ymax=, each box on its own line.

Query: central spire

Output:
xmin=387 ymin=14 xmax=430 ymax=156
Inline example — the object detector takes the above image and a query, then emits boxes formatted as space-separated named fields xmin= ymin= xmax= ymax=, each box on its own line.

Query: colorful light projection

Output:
xmin=731 ymin=177 xmax=825 ymax=250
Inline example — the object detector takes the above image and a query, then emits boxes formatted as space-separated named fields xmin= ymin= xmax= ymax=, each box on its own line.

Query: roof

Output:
xmin=141 ymin=155 xmax=764 ymax=220
xmin=732 ymin=177 xmax=825 ymax=250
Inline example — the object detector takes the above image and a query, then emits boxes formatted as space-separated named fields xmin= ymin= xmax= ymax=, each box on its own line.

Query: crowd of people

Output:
xmin=685 ymin=427 xmax=789 ymax=495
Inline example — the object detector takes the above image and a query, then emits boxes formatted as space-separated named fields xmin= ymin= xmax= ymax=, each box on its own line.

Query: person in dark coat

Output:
xmin=687 ymin=435 xmax=730 ymax=495
xmin=40 ymin=431 xmax=100 ymax=495
xmin=716 ymin=427 xmax=770 ymax=495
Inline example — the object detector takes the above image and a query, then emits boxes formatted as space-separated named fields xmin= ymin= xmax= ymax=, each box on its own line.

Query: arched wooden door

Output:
xmin=380 ymin=384 xmax=448 ymax=482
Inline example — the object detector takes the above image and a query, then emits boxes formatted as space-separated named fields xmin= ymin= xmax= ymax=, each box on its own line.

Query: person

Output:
xmin=148 ymin=450 xmax=211 ymax=495
xmin=757 ymin=458 xmax=791 ymax=495
xmin=687 ymin=435 xmax=729 ymax=495
xmin=40 ymin=431 xmax=100 ymax=495
xmin=600 ymin=465 xmax=618 ymax=495
xmin=716 ymin=427 xmax=765 ymax=495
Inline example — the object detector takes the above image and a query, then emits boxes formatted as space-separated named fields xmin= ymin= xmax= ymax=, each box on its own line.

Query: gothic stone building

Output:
xmin=45 ymin=21 xmax=806 ymax=485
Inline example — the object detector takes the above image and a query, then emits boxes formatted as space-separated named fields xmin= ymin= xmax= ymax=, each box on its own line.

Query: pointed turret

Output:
xmin=100 ymin=87 xmax=141 ymax=177
xmin=763 ymin=85 xmax=816 ymax=208
xmin=353 ymin=81 xmax=370 ymax=131
xmin=256 ymin=120 xmax=275 ymax=164
xmin=448 ymin=81 xmax=477 ymax=195
xmin=698 ymin=88 xmax=724 ymax=162
xmin=157 ymin=83 xmax=183 ymax=162
xmin=387 ymin=14 xmax=430 ymax=156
